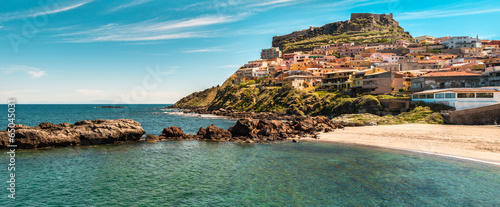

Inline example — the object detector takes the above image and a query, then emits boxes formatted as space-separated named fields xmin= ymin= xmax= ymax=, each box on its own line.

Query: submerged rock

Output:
xmin=145 ymin=134 xmax=159 ymax=142
xmin=0 ymin=119 xmax=145 ymax=149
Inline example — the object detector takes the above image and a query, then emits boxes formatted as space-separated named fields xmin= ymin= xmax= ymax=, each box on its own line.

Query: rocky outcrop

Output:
xmin=0 ymin=119 xmax=146 ymax=149
xmin=158 ymin=116 xmax=341 ymax=143
xmin=272 ymin=13 xmax=412 ymax=52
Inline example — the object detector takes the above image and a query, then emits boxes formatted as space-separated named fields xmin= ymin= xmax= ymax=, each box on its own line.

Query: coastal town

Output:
xmin=234 ymin=16 xmax=500 ymax=112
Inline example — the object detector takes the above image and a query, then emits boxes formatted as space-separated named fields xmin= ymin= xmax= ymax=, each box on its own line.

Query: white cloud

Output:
xmin=250 ymin=0 xmax=295 ymax=7
xmin=397 ymin=8 xmax=500 ymax=20
xmin=109 ymin=0 xmax=153 ymax=12
xmin=0 ymin=0 xmax=93 ymax=22
xmin=59 ymin=14 xmax=246 ymax=42
xmin=2 ymin=65 xmax=47 ymax=78
xmin=309 ymin=0 xmax=397 ymax=10
xmin=183 ymin=48 xmax=225 ymax=53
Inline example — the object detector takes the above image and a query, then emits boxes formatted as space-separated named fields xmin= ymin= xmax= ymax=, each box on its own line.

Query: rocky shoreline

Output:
xmin=0 ymin=119 xmax=145 ymax=149
xmin=0 ymin=116 xmax=343 ymax=149
xmin=171 ymin=106 xmax=304 ymax=121
xmin=149 ymin=116 xmax=342 ymax=143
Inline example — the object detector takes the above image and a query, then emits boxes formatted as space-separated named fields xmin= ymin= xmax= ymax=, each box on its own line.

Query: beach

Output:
xmin=309 ymin=124 xmax=500 ymax=165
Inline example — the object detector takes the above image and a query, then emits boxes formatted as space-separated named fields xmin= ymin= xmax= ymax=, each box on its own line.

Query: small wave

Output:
xmin=162 ymin=111 xmax=225 ymax=119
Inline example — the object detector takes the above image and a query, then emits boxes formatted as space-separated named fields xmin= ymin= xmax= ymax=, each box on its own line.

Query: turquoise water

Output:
xmin=0 ymin=104 xmax=236 ymax=135
xmin=1 ymin=141 xmax=499 ymax=206
xmin=0 ymin=104 xmax=499 ymax=206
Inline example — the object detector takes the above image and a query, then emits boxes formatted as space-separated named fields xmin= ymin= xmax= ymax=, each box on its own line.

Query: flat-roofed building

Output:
xmin=261 ymin=47 xmax=282 ymax=60
xmin=411 ymin=87 xmax=500 ymax=110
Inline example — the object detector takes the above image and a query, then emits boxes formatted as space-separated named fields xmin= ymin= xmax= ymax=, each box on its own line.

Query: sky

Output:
xmin=0 ymin=0 xmax=499 ymax=104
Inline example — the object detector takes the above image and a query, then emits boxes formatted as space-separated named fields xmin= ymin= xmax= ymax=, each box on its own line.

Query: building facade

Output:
xmin=261 ymin=47 xmax=282 ymax=60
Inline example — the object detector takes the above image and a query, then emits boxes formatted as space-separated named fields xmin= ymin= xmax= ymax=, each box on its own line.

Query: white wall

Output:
xmin=412 ymin=92 xmax=500 ymax=110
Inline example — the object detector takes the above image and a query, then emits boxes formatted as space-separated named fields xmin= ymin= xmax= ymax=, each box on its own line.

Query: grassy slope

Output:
xmin=172 ymin=78 xmax=452 ymax=124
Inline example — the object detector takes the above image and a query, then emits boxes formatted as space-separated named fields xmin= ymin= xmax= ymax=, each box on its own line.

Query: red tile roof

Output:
xmin=422 ymin=71 xmax=480 ymax=77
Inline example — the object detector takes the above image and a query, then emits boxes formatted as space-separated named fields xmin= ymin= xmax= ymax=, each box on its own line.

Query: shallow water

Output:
xmin=1 ymin=141 xmax=499 ymax=206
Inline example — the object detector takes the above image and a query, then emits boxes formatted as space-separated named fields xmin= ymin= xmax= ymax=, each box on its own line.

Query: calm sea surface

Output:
xmin=0 ymin=104 xmax=499 ymax=206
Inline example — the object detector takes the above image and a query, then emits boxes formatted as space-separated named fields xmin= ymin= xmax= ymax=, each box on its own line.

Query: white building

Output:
xmin=411 ymin=87 xmax=500 ymax=110
xmin=442 ymin=36 xmax=482 ymax=49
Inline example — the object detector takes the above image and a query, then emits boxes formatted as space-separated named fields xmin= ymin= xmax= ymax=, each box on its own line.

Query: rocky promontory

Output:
xmin=153 ymin=116 xmax=342 ymax=143
xmin=0 ymin=119 xmax=146 ymax=149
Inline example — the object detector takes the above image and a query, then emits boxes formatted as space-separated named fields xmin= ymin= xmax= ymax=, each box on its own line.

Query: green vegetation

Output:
xmin=426 ymin=48 xmax=443 ymax=53
xmin=331 ymin=102 xmax=453 ymax=125
xmin=280 ymin=30 xmax=413 ymax=53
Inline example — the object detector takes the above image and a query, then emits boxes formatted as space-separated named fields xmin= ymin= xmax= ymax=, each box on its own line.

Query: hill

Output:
xmin=272 ymin=13 xmax=413 ymax=53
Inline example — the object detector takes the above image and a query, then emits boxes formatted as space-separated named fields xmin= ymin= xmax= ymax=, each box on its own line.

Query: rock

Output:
xmin=257 ymin=125 xmax=277 ymax=137
xmin=292 ymin=139 xmax=298 ymax=143
xmin=363 ymin=121 xmax=378 ymax=126
xmin=0 ymin=119 xmax=145 ymax=149
xmin=324 ymin=127 xmax=334 ymax=133
xmin=203 ymin=125 xmax=232 ymax=140
xmin=197 ymin=127 xmax=206 ymax=137
xmin=230 ymin=118 xmax=255 ymax=137
xmin=245 ymin=139 xmax=254 ymax=143
xmin=294 ymin=118 xmax=315 ymax=132
xmin=145 ymin=134 xmax=159 ymax=142
xmin=162 ymin=126 xmax=185 ymax=138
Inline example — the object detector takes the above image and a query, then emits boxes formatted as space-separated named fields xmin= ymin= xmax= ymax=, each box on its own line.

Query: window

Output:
xmin=419 ymin=94 xmax=427 ymax=99
xmin=435 ymin=94 xmax=444 ymax=99
xmin=457 ymin=93 xmax=475 ymax=98
xmin=445 ymin=93 xmax=456 ymax=98
xmin=426 ymin=94 xmax=434 ymax=99
xmin=476 ymin=93 xmax=494 ymax=98
xmin=412 ymin=95 xmax=418 ymax=99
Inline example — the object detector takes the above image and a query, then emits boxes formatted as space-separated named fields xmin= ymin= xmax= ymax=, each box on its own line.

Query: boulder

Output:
xmin=257 ymin=125 xmax=272 ymax=136
xmin=197 ymin=127 xmax=206 ymax=137
xmin=295 ymin=118 xmax=314 ymax=132
xmin=162 ymin=126 xmax=185 ymax=138
xmin=230 ymin=118 xmax=255 ymax=137
xmin=203 ymin=125 xmax=232 ymax=140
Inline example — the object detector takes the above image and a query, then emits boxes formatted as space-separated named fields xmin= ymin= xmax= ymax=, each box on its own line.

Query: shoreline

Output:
xmin=302 ymin=124 xmax=500 ymax=165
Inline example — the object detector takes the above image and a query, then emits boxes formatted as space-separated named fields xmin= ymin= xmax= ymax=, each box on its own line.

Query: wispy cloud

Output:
xmin=249 ymin=0 xmax=300 ymax=8
xmin=2 ymin=65 xmax=47 ymax=78
xmin=311 ymin=0 xmax=395 ymax=9
xmin=0 ymin=0 xmax=92 ymax=22
xmin=59 ymin=14 xmax=246 ymax=42
xmin=177 ymin=0 xmax=304 ymax=12
xmin=397 ymin=8 xmax=500 ymax=20
xmin=183 ymin=48 xmax=225 ymax=53
xmin=109 ymin=0 xmax=153 ymax=12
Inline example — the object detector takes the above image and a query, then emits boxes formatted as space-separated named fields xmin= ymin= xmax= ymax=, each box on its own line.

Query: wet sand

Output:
xmin=307 ymin=124 xmax=500 ymax=165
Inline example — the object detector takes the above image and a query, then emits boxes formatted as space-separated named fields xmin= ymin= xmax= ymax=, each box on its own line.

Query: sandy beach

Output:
xmin=307 ymin=124 xmax=500 ymax=165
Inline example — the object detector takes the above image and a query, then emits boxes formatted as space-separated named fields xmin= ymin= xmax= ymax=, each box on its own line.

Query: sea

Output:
xmin=0 ymin=104 xmax=499 ymax=206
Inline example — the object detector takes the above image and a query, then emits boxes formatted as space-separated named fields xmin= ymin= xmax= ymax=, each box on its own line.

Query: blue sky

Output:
xmin=1 ymin=0 xmax=499 ymax=104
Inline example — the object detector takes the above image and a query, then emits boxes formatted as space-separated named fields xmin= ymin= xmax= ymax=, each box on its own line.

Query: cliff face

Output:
xmin=272 ymin=13 xmax=412 ymax=53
